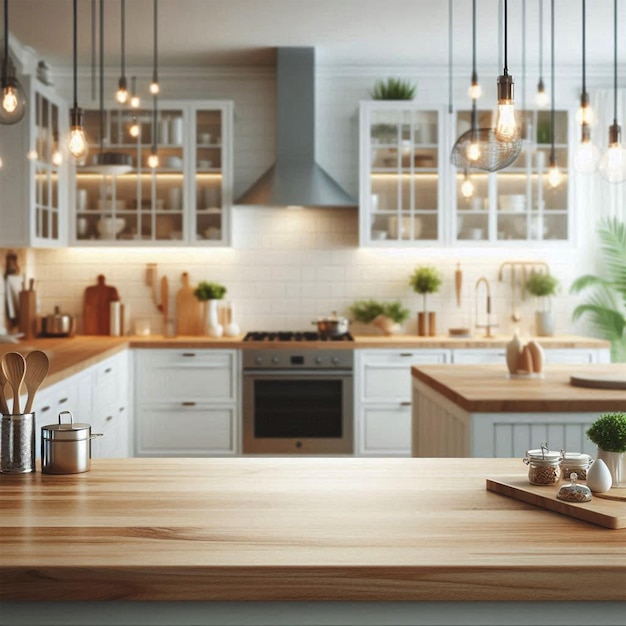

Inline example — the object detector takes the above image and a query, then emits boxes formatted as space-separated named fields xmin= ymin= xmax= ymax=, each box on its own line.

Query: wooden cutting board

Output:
xmin=486 ymin=476 xmax=626 ymax=529
xmin=176 ymin=272 xmax=203 ymax=335
xmin=83 ymin=275 xmax=120 ymax=335
xmin=570 ymin=372 xmax=626 ymax=390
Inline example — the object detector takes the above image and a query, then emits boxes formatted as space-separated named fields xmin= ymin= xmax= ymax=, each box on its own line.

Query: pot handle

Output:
xmin=90 ymin=433 xmax=103 ymax=439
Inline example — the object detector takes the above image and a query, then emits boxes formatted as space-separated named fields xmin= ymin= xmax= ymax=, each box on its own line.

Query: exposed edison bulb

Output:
xmin=535 ymin=79 xmax=549 ymax=108
xmin=130 ymin=95 xmax=140 ymax=108
xmin=52 ymin=148 xmax=63 ymax=166
xmin=116 ymin=87 xmax=128 ymax=104
xmin=576 ymin=105 xmax=593 ymax=126
xmin=467 ymin=142 xmax=481 ymax=162
xmin=0 ymin=79 xmax=26 ymax=124
xmin=599 ymin=124 xmax=626 ymax=184
xmin=150 ymin=81 xmax=160 ymax=95
xmin=574 ymin=140 xmax=600 ymax=175
xmin=27 ymin=149 xmax=38 ymax=160
xmin=547 ymin=163 xmax=563 ymax=188
xmin=468 ymin=82 xmax=482 ymax=100
xmin=2 ymin=86 xmax=18 ymax=113
xmin=129 ymin=121 xmax=140 ymax=138
xmin=460 ymin=176 xmax=474 ymax=199
xmin=148 ymin=151 xmax=159 ymax=168
xmin=68 ymin=127 xmax=88 ymax=160
xmin=495 ymin=102 xmax=518 ymax=142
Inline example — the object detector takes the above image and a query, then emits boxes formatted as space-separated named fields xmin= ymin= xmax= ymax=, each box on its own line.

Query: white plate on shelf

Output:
xmin=204 ymin=207 xmax=222 ymax=214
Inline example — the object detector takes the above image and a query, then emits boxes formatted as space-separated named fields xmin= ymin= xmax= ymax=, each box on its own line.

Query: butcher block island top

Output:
xmin=0 ymin=458 xmax=624 ymax=603
xmin=411 ymin=363 xmax=626 ymax=413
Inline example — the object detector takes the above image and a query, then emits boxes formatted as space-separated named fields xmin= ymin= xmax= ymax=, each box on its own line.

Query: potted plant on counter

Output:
xmin=586 ymin=412 xmax=626 ymax=488
xmin=525 ymin=270 xmax=559 ymax=337
xmin=409 ymin=266 xmax=442 ymax=337
xmin=349 ymin=300 xmax=410 ymax=336
xmin=194 ymin=281 xmax=227 ymax=337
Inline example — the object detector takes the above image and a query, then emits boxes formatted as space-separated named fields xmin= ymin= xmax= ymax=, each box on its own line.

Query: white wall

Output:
xmin=29 ymin=65 xmax=623 ymax=338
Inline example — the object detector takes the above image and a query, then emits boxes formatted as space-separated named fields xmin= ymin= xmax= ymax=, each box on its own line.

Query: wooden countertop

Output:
xmin=1 ymin=457 xmax=624 ymax=602
xmin=412 ymin=364 xmax=626 ymax=412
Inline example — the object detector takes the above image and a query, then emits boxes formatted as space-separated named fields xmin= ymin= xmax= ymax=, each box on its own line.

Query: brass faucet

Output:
xmin=474 ymin=276 xmax=497 ymax=338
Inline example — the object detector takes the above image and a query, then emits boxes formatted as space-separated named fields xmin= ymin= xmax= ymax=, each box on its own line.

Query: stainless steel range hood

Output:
xmin=235 ymin=48 xmax=356 ymax=208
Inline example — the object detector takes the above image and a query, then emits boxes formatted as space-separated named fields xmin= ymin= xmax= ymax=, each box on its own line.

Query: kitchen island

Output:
xmin=1 ymin=458 xmax=624 ymax=626
xmin=411 ymin=364 xmax=626 ymax=457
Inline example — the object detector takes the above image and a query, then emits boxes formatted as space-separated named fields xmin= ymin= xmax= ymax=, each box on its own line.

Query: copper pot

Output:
xmin=312 ymin=311 xmax=349 ymax=338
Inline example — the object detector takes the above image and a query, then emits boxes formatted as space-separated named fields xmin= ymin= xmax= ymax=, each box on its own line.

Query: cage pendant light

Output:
xmin=115 ymin=0 xmax=128 ymax=103
xmin=0 ymin=0 xmax=26 ymax=125
xmin=547 ymin=0 xmax=562 ymax=188
xmin=451 ymin=0 xmax=521 ymax=172
xmin=67 ymin=0 xmax=88 ymax=159
xmin=574 ymin=0 xmax=600 ymax=175
xmin=494 ymin=0 xmax=518 ymax=142
xmin=598 ymin=0 xmax=626 ymax=184
xmin=535 ymin=0 xmax=548 ymax=108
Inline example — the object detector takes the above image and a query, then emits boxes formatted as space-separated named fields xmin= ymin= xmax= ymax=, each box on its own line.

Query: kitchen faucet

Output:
xmin=474 ymin=276 xmax=497 ymax=338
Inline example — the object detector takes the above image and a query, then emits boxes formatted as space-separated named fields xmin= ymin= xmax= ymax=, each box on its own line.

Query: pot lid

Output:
xmin=41 ymin=410 xmax=91 ymax=441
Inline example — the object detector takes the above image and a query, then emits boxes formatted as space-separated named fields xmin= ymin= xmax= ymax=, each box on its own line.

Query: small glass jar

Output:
xmin=524 ymin=448 xmax=562 ymax=485
xmin=560 ymin=452 xmax=592 ymax=481
xmin=557 ymin=473 xmax=592 ymax=503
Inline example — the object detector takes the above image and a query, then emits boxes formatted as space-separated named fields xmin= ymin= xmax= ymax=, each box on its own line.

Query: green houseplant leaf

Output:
xmin=525 ymin=271 xmax=559 ymax=297
xmin=193 ymin=281 xmax=227 ymax=301
xmin=349 ymin=300 xmax=409 ymax=324
xmin=409 ymin=266 xmax=442 ymax=313
xmin=370 ymin=77 xmax=416 ymax=100
xmin=586 ymin=412 xmax=626 ymax=453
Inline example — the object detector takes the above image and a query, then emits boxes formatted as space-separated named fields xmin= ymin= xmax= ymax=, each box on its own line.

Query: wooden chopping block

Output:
xmin=83 ymin=275 xmax=120 ymax=335
xmin=176 ymin=272 xmax=203 ymax=335
xmin=18 ymin=279 xmax=37 ymax=339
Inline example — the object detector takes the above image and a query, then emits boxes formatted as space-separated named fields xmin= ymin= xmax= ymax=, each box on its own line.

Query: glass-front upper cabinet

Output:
xmin=453 ymin=108 xmax=570 ymax=244
xmin=359 ymin=102 xmax=443 ymax=246
xmin=72 ymin=100 xmax=232 ymax=246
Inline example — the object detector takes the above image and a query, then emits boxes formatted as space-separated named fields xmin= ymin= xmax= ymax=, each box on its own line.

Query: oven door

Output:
xmin=242 ymin=370 xmax=353 ymax=455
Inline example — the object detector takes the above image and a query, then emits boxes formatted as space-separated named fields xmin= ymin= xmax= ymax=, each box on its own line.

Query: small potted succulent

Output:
xmin=193 ymin=281 xmax=227 ymax=337
xmin=370 ymin=77 xmax=417 ymax=101
xmin=409 ymin=266 xmax=442 ymax=336
xmin=525 ymin=270 xmax=559 ymax=337
xmin=349 ymin=300 xmax=410 ymax=336
xmin=586 ymin=412 xmax=626 ymax=488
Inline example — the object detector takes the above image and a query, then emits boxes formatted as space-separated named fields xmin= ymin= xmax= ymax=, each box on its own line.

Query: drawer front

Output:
xmin=543 ymin=349 xmax=595 ymax=365
xmin=135 ymin=350 xmax=237 ymax=402
xmin=359 ymin=404 xmax=411 ymax=456
xmin=92 ymin=406 xmax=130 ymax=458
xmin=452 ymin=349 xmax=506 ymax=364
xmin=135 ymin=404 xmax=237 ymax=456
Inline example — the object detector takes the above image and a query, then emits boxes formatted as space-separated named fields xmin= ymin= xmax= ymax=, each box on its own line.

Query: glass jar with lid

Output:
xmin=560 ymin=452 xmax=592 ymax=481
xmin=523 ymin=445 xmax=563 ymax=485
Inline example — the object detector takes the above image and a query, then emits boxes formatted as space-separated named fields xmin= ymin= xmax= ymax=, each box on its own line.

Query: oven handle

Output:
xmin=243 ymin=369 xmax=352 ymax=377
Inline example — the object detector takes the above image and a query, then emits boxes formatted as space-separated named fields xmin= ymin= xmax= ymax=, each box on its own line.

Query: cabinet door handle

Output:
xmin=181 ymin=401 xmax=197 ymax=407
xmin=41 ymin=405 xmax=51 ymax=413
xmin=105 ymin=415 xmax=113 ymax=422
xmin=181 ymin=353 xmax=196 ymax=357
xmin=399 ymin=353 xmax=414 ymax=357
xmin=104 ymin=367 xmax=112 ymax=374
xmin=400 ymin=401 xmax=412 ymax=406
xmin=59 ymin=397 xmax=68 ymax=404
xmin=118 ymin=406 xmax=125 ymax=413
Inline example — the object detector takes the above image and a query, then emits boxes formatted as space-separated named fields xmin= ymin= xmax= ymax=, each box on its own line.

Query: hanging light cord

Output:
xmin=521 ymin=0 xmax=526 ymax=111
xmin=121 ymin=0 xmax=125 ymax=81
xmin=503 ymin=0 xmax=509 ymax=75
xmin=612 ymin=0 xmax=617 ymax=125
xmin=538 ymin=0 xmax=543 ymax=81
xmin=581 ymin=0 xmax=586 ymax=97
xmin=471 ymin=0 xmax=478 ymax=132
xmin=3 ymin=0 xmax=9 ymax=86
xmin=73 ymin=0 xmax=78 ymax=108
xmin=152 ymin=0 xmax=158 ymax=152
xmin=448 ymin=0 xmax=453 ymax=114
xmin=99 ymin=0 xmax=104 ymax=153
xmin=153 ymin=0 xmax=158 ymax=86
xmin=91 ymin=0 xmax=96 ymax=101
xmin=550 ymin=0 xmax=555 ymax=162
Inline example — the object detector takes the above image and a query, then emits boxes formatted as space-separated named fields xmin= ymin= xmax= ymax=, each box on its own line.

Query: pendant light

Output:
xmin=494 ymin=0 xmax=518 ymax=142
xmin=130 ymin=76 xmax=140 ymax=108
xmin=67 ymin=0 xmax=88 ymax=160
xmin=535 ymin=0 xmax=549 ymax=108
xmin=460 ymin=168 xmax=474 ymax=199
xmin=574 ymin=0 xmax=600 ymax=175
xmin=0 ymin=0 xmax=25 ymax=125
xmin=547 ymin=0 xmax=562 ymax=189
xmin=115 ymin=0 xmax=128 ymax=104
xmin=598 ymin=0 xmax=626 ymax=184
xmin=149 ymin=0 xmax=159 ymax=95
xmin=147 ymin=0 xmax=159 ymax=168
xmin=451 ymin=0 xmax=521 ymax=172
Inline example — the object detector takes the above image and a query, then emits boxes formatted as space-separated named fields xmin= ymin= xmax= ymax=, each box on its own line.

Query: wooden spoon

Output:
xmin=23 ymin=350 xmax=50 ymax=413
xmin=0 ymin=367 xmax=9 ymax=415
xmin=1 ymin=352 xmax=26 ymax=415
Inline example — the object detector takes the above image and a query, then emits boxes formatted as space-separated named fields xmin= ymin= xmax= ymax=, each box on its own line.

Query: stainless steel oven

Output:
xmin=242 ymin=349 xmax=353 ymax=455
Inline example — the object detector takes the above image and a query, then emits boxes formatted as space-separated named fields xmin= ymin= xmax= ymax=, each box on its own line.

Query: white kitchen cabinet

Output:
xmin=359 ymin=101 xmax=444 ymax=246
xmin=72 ymin=100 xmax=233 ymax=246
xmin=355 ymin=349 xmax=450 ymax=456
xmin=0 ymin=78 xmax=69 ymax=248
xmin=134 ymin=349 xmax=239 ymax=456
xmin=453 ymin=108 xmax=572 ymax=245
xmin=451 ymin=347 xmax=610 ymax=365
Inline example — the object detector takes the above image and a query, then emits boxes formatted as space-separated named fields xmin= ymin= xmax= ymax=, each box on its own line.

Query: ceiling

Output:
xmin=7 ymin=0 xmax=623 ymax=71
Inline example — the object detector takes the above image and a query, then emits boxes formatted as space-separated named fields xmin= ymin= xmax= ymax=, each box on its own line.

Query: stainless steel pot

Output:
xmin=312 ymin=311 xmax=349 ymax=338
xmin=41 ymin=410 xmax=102 ymax=474
xmin=41 ymin=306 xmax=75 ymax=337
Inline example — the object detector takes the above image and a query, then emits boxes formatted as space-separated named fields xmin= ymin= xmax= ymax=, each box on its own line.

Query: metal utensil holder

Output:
xmin=0 ymin=412 xmax=36 ymax=473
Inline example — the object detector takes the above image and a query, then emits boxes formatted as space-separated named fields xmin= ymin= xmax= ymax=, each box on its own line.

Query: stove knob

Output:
xmin=331 ymin=357 xmax=340 ymax=365
xmin=271 ymin=357 xmax=280 ymax=365
xmin=315 ymin=356 xmax=323 ymax=365
xmin=254 ymin=356 xmax=263 ymax=365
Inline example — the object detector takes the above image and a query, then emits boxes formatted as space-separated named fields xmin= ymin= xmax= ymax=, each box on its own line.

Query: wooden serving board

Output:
xmin=83 ymin=275 xmax=120 ymax=335
xmin=570 ymin=372 xmax=626 ymax=390
xmin=176 ymin=272 xmax=203 ymax=335
xmin=486 ymin=476 xmax=626 ymax=529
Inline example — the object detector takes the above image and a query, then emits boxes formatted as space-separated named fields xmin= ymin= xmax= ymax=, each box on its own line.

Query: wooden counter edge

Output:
xmin=2 ymin=565 xmax=624 ymax=602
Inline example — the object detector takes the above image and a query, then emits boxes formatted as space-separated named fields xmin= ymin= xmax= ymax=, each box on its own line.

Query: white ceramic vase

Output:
xmin=206 ymin=300 xmax=223 ymax=337
xmin=596 ymin=448 xmax=626 ymax=488
xmin=534 ymin=311 xmax=555 ymax=337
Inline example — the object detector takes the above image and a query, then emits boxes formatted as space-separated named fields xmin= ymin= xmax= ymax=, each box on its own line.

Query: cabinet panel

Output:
xmin=360 ymin=405 xmax=411 ymax=456
xmin=452 ymin=349 xmax=506 ymax=364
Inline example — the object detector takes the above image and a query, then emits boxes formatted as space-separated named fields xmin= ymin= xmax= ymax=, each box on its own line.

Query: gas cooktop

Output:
xmin=243 ymin=331 xmax=354 ymax=342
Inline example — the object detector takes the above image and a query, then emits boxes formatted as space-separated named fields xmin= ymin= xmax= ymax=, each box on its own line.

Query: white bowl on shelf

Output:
xmin=499 ymin=194 xmax=526 ymax=212
xmin=97 ymin=217 xmax=125 ymax=238
xmin=387 ymin=216 xmax=422 ymax=240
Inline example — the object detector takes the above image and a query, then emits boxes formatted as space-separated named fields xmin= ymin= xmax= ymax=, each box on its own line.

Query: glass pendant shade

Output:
xmin=130 ymin=94 xmax=140 ymax=108
xmin=535 ymin=80 xmax=549 ymax=108
xmin=461 ymin=174 xmax=474 ymax=198
xmin=116 ymin=78 xmax=128 ymax=104
xmin=547 ymin=162 xmax=562 ymax=188
xmin=148 ymin=150 xmax=159 ymax=168
xmin=0 ymin=75 xmax=26 ymax=124
xmin=129 ymin=118 xmax=140 ymax=137
xmin=599 ymin=124 xmax=626 ymax=183
xmin=68 ymin=107 xmax=88 ymax=160
xmin=495 ymin=75 xmax=518 ymax=142
xmin=574 ymin=124 xmax=599 ymax=174
xmin=468 ymin=82 xmax=482 ymax=101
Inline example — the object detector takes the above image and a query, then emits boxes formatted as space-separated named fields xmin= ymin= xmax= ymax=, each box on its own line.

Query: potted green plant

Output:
xmin=525 ymin=270 xmax=559 ymax=337
xmin=570 ymin=218 xmax=626 ymax=363
xmin=586 ymin=412 xmax=626 ymax=487
xmin=349 ymin=300 xmax=409 ymax=336
xmin=193 ymin=281 xmax=227 ymax=337
xmin=409 ymin=266 xmax=442 ymax=336
xmin=370 ymin=78 xmax=416 ymax=100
